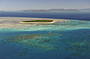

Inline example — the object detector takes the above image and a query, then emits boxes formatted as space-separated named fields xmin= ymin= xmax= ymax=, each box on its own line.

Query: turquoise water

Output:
xmin=0 ymin=20 xmax=90 ymax=59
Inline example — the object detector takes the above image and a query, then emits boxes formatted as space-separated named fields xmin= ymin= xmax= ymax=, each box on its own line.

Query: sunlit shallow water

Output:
xmin=0 ymin=19 xmax=90 ymax=59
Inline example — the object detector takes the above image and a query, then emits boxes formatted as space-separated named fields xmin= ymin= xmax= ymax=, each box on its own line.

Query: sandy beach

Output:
xmin=0 ymin=17 xmax=67 ymax=28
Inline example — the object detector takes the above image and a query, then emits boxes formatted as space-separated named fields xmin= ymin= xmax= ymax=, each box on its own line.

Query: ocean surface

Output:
xmin=0 ymin=12 xmax=90 ymax=20
xmin=0 ymin=12 xmax=90 ymax=59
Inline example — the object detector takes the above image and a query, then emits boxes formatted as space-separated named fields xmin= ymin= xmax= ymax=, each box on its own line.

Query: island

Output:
xmin=20 ymin=20 xmax=53 ymax=23
xmin=0 ymin=17 xmax=66 ymax=28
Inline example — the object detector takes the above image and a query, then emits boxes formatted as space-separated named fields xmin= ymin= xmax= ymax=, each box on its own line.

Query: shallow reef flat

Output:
xmin=0 ymin=17 xmax=90 ymax=31
xmin=0 ymin=17 xmax=90 ymax=59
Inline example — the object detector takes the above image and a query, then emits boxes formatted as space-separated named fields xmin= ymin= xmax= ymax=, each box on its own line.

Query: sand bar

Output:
xmin=0 ymin=17 xmax=67 ymax=28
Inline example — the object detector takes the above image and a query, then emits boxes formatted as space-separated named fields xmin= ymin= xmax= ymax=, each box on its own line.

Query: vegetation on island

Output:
xmin=21 ymin=20 xmax=53 ymax=22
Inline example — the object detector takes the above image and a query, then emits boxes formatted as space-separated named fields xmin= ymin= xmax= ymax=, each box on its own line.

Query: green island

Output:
xmin=20 ymin=20 xmax=53 ymax=22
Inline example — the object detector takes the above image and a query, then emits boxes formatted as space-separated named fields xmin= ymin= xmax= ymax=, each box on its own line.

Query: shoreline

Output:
xmin=0 ymin=17 xmax=67 ymax=24
xmin=0 ymin=17 xmax=67 ymax=28
xmin=0 ymin=17 xmax=90 ymax=31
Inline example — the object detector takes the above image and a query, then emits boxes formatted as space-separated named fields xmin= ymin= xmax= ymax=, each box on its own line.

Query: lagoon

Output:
xmin=0 ymin=17 xmax=90 ymax=59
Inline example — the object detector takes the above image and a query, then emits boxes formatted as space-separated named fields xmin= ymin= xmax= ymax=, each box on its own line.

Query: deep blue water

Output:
xmin=0 ymin=12 xmax=90 ymax=20
xmin=0 ymin=29 xmax=90 ymax=59
xmin=0 ymin=12 xmax=90 ymax=59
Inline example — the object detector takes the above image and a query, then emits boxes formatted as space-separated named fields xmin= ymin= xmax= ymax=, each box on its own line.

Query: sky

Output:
xmin=0 ymin=0 xmax=90 ymax=11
